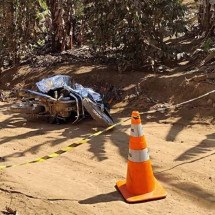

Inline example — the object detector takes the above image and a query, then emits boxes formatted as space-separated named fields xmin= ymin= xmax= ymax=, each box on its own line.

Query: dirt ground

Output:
xmin=0 ymin=65 xmax=214 ymax=214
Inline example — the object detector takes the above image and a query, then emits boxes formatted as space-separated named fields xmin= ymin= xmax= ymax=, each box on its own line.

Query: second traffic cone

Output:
xmin=116 ymin=111 xmax=167 ymax=203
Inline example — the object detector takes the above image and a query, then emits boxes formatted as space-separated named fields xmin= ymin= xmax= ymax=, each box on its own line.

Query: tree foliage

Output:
xmin=0 ymin=0 xmax=187 ymax=69
xmin=0 ymin=0 xmax=41 ymax=66
xmin=84 ymin=0 xmax=187 ymax=66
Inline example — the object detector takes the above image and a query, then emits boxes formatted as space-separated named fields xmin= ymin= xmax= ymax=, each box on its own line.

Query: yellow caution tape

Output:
xmin=1 ymin=88 xmax=214 ymax=170
xmin=0 ymin=120 xmax=128 ymax=170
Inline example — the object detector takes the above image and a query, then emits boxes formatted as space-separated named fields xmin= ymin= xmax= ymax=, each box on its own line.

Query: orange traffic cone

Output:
xmin=116 ymin=111 xmax=167 ymax=203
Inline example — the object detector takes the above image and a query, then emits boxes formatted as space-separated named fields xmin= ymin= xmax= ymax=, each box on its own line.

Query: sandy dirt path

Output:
xmin=0 ymin=102 xmax=214 ymax=215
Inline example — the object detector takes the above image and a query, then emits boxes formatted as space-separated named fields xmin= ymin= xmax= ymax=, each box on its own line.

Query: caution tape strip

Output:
xmin=0 ymin=122 xmax=125 ymax=170
xmin=0 ymin=89 xmax=214 ymax=170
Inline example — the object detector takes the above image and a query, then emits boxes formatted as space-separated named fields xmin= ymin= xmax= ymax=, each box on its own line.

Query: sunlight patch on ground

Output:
xmin=73 ymin=66 xmax=97 ymax=74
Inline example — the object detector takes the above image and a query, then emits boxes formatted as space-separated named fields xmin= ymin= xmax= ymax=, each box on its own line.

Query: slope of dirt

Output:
xmin=0 ymin=64 xmax=214 ymax=215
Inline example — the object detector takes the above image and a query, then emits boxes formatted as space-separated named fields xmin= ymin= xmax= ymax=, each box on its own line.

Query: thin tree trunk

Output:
xmin=198 ymin=0 xmax=215 ymax=35
xmin=47 ymin=0 xmax=76 ymax=52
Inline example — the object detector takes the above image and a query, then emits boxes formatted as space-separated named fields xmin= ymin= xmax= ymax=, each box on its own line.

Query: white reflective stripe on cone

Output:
xmin=128 ymin=148 xmax=149 ymax=162
xmin=130 ymin=124 xmax=144 ymax=137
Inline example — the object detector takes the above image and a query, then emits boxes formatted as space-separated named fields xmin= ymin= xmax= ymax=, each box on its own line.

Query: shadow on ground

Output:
xmin=0 ymin=102 xmax=130 ymax=163
xmin=156 ymin=172 xmax=215 ymax=209
xmin=78 ymin=191 xmax=122 ymax=204
xmin=175 ymin=133 xmax=215 ymax=161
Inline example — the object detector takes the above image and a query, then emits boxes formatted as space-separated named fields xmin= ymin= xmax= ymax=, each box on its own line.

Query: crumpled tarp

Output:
xmin=36 ymin=75 xmax=102 ymax=102
xmin=36 ymin=75 xmax=72 ymax=93
xmin=73 ymin=83 xmax=102 ymax=102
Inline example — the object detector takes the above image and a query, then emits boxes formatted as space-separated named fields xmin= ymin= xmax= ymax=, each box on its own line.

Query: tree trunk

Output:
xmin=198 ymin=0 xmax=215 ymax=35
xmin=0 ymin=0 xmax=16 ymax=65
xmin=46 ymin=0 xmax=76 ymax=52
